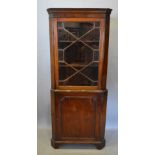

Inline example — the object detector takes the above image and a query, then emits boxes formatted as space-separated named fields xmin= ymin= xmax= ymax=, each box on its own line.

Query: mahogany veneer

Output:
xmin=47 ymin=8 xmax=112 ymax=149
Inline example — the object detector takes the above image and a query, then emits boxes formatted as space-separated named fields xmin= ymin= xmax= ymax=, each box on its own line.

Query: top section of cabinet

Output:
xmin=47 ymin=8 xmax=112 ymax=90
xmin=47 ymin=8 xmax=112 ymax=18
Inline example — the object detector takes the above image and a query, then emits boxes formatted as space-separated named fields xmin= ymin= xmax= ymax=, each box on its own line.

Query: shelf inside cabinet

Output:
xmin=59 ymin=62 xmax=99 ymax=67
xmin=59 ymin=41 xmax=99 ymax=43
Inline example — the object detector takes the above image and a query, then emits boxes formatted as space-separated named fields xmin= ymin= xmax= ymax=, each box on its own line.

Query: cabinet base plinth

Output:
xmin=51 ymin=138 xmax=105 ymax=150
xmin=51 ymin=139 xmax=59 ymax=149
xmin=96 ymin=139 xmax=105 ymax=150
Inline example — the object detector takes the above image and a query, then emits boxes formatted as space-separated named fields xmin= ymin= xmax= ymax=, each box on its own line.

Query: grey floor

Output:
xmin=37 ymin=129 xmax=117 ymax=155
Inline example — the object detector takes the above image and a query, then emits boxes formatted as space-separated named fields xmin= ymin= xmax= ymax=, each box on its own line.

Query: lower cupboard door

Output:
xmin=54 ymin=93 xmax=101 ymax=140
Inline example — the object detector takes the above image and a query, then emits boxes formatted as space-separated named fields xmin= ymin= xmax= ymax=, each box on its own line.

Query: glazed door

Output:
xmin=54 ymin=18 xmax=105 ymax=90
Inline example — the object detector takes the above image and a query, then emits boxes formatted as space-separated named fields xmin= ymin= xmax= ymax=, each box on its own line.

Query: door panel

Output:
xmin=55 ymin=92 xmax=101 ymax=140
xmin=61 ymin=96 xmax=95 ymax=138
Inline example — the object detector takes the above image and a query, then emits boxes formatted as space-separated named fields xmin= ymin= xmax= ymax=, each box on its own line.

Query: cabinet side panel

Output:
xmin=50 ymin=91 xmax=56 ymax=140
xmin=100 ymin=90 xmax=108 ymax=139
xmin=98 ymin=19 xmax=105 ymax=89
xmin=49 ymin=18 xmax=56 ymax=89
xmin=102 ymin=14 xmax=111 ymax=89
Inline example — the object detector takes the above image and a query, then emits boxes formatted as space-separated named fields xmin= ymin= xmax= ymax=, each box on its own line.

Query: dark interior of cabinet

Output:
xmin=57 ymin=22 xmax=100 ymax=86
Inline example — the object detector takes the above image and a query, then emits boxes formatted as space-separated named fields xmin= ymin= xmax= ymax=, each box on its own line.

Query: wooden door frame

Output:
xmin=53 ymin=18 xmax=105 ymax=90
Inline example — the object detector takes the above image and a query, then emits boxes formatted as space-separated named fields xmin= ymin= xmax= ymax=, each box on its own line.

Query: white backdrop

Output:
xmin=37 ymin=0 xmax=118 ymax=129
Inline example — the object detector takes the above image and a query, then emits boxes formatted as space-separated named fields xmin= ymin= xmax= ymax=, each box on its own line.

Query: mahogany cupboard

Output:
xmin=47 ymin=8 xmax=112 ymax=149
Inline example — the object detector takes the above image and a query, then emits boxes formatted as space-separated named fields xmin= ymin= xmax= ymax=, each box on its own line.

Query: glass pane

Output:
xmin=81 ymin=28 xmax=100 ymax=49
xmin=95 ymin=22 xmax=100 ymax=28
xmin=58 ymin=29 xmax=76 ymax=49
xmin=58 ymin=41 xmax=72 ymax=49
xmin=57 ymin=21 xmax=100 ymax=86
xmin=64 ymin=22 xmax=94 ymax=37
xmin=63 ymin=73 xmax=94 ymax=86
xmin=59 ymin=62 xmax=76 ymax=80
xmin=64 ymin=41 xmax=93 ymax=65
xmin=94 ymin=50 xmax=99 ymax=61
xmin=81 ymin=62 xmax=98 ymax=81
xmin=58 ymin=50 xmax=63 ymax=61
xmin=58 ymin=29 xmax=75 ymax=41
